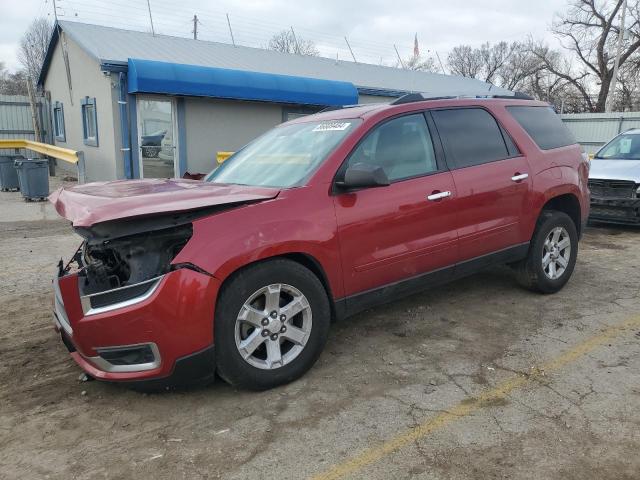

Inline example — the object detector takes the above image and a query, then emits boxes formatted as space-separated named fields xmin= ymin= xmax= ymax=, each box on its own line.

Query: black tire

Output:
xmin=515 ymin=210 xmax=578 ymax=294
xmin=215 ymin=259 xmax=331 ymax=390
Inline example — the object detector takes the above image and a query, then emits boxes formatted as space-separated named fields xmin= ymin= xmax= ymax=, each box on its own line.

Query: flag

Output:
xmin=414 ymin=33 xmax=419 ymax=57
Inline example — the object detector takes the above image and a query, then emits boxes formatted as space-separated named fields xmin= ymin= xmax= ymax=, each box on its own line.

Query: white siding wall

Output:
xmin=183 ymin=98 xmax=283 ymax=174
xmin=561 ymin=112 xmax=640 ymax=155
xmin=43 ymin=34 xmax=121 ymax=181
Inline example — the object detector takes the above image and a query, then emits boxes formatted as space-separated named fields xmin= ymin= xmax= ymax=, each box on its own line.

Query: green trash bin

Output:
xmin=14 ymin=158 xmax=49 ymax=201
xmin=0 ymin=155 xmax=21 ymax=191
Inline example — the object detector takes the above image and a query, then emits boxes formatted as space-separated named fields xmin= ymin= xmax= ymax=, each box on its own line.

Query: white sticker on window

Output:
xmin=312 ymin=122 xmax=351 ymax=132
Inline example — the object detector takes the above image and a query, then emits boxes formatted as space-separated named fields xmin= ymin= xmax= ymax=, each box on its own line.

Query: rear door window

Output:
xmin=506 ymin=106 xmax=576 ymax=150
xmin=431 ymin=108 xmax=512 ymax=169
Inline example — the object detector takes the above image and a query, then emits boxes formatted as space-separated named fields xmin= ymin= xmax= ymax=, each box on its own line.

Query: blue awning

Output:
xmin=127 ymin=58 xmax=358 ymax=106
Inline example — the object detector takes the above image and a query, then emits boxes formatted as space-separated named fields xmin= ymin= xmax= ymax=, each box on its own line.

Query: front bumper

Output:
xmin=53 ymin=267 xmax=220 ymax=385
xmin=589 ymin=196 xmax=640 ymax=225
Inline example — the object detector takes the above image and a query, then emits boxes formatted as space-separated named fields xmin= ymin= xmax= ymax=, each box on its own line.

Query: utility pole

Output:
xmin=344 ymin=37 xmax=357 ymax=63
xmin=435 ymin=51 xmax=446 ymax=75
xmin=146 ymin=0 xmax=155 ymax=36
xmin=290 ymin=27 xmax=300 ymax=54
xmin=226 ymin=13 xmax=236 ymax=46
xmin=394 ymin=45 xmax=405 ymax=69
xmin=192 ymin=14 xmax=198 ymax=40
xmin=606 ymin=0 xmax=627 ymax=112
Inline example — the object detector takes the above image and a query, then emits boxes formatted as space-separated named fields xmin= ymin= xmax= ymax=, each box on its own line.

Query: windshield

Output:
xmin=205 ymin=119 xmax=361 ymax=187
xmin=595 ymin=133 xmax=640 ymax=160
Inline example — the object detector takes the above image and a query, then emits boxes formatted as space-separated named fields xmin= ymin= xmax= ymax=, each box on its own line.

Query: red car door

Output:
xmin=333 ymin=113 xmax=459 ymax=301
xmin=431 ymin=107 xmax=531 ymax=262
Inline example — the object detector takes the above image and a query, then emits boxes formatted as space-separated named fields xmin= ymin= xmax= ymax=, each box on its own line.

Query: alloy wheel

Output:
xmin=234 ymin=284 xmax=312 ymax=370
xmin=542 ymin=226 xmax=571 ymax=280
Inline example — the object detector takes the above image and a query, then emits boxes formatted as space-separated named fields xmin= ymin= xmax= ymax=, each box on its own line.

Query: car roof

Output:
xmin=285 ymin=97 xmax=550 ymax=124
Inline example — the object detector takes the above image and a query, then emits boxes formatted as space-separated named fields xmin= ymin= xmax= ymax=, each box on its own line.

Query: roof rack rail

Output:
xmin=390 ymin=91 xmax=534 ymax=105
xmin=390 ymin=93 xmax=457 ymax=105
xmin=490 ymin=91 xmax=534 ymax=100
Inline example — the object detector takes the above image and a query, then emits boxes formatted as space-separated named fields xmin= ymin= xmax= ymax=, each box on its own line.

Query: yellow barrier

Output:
xmin=216 ymin=151 xmax=234 ymax=164
xmin=0 ymin=139 xmax=85 ymax=182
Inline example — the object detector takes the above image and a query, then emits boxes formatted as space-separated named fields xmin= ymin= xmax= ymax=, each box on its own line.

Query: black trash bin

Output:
xmin=0 ymin=155 xmax=21 ymax=191
xmin=14 ymin=158 xmax=49 ymax=201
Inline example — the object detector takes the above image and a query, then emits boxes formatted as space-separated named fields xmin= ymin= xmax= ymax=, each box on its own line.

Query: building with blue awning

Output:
xmin=38 ymin=21 xmax=510 ymax=182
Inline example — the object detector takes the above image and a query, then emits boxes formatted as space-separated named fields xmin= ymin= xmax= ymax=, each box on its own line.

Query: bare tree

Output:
xmin=396 ymin=53 xmax=438 ymax=72
xmin=0 ymin=63 xmax=29 ymax=96
xmin=447 ymin=45 xmax=484 ymax=78
xmin=17 ymin=17 xmax=54 ymax=86
xmin=615 ymin=60 xmax=640 ymax=110
xmin=268 ymin=30 xmax=319 ymax=56
xmin=544 ymin=0 xmax=640 ymax=112
xmin=496 ymin=42 xmax=545 ymax=91
xmin=448 ymin=41 xmax=544 ymax=91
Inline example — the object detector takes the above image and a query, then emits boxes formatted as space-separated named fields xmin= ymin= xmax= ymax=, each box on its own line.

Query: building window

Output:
xmin=81 ymin=97 xmax=99 ymax=147
xmin=53 ymin=101 xmax=65 ymax=142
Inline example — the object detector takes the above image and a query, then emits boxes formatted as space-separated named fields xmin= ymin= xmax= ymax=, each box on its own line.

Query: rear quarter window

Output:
xmin=506 ymin=106 xmax=576 ymax=150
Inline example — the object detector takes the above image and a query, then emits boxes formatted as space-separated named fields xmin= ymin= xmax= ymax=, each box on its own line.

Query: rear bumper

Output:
xmin=53 ymin=268 xmax=220 ymax=385
xmin=589 ymin=196 xmax=640 ymax=224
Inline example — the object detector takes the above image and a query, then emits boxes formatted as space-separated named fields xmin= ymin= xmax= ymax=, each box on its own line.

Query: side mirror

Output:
xmin=337 ymin=163 xmax=390 ymax=190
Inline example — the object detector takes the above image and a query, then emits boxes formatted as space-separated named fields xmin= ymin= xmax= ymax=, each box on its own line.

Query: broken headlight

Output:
xmin=80 ymin=224 xmax=193 ymax=295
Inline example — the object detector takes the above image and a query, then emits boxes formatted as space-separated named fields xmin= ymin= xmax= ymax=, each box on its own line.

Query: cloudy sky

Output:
xmin=2 ymin=0 xmax=569 ymax=72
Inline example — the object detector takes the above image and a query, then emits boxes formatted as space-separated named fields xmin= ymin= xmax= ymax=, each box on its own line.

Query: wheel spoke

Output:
xmin=557 ymin=255 xmax=568 ymax=268
xmin=266 ymin=339 xmax=283 ymax=368
xmin=548 ymin=261 xmax=557 ymax=278
xmin=264 ymin=284 xmax=281 ymax=312
xmin=280 ymin=295 xmax=309 ymax=320
xmin=542 ymin=252 xmax=552 ymax=268
xmin=237 ymin=304 xmax=265 ymax=328
xmin=238 ymin=329 xmax=266 ymax=359
xmin=551 ymin=228 xmax=561 ymax=243
xmin=281 ymin=325 xmax=307 ymax=345
xmin=557 ymin=238 xmax=570 ymax=250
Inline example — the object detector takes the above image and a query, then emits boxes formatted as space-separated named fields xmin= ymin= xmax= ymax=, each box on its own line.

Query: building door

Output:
xmin=137 ymin=96 xmax=178 ymax=178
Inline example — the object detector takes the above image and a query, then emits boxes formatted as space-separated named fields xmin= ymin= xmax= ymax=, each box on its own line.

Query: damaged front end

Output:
xmin=62 ymin=211 xmax=207 ymax=316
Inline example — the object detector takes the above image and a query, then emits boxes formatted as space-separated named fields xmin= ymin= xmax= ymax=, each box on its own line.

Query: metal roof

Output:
xmin=43 ymin=21 xmax=511 ymax=98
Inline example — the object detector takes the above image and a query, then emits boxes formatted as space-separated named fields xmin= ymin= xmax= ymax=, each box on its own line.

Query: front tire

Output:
xmin=215 ymin=259 xmax=331 ymax=390
xmin=515 ymin=210 xmax=578 ymax=294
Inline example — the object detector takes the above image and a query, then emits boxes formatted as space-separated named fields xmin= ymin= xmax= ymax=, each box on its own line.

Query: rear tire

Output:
xmin=515 ymin=210 xmax=578 ymax=294
xmin=215 ymin=259 xmax=330 ymax=390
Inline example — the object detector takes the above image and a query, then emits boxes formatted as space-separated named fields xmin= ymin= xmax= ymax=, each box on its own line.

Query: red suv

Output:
xmin=51 ymin=95 xmax=590 ymax=390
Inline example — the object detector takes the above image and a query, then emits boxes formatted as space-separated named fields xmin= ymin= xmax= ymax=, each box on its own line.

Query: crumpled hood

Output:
xmin=49 ymin=178 xmax=280 ymax=227
xmin=589 ymin=159 xmax=640 ymax=183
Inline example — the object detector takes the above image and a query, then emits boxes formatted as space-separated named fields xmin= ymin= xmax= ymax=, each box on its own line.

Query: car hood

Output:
xmin=50 ymin=178 xmax=280 ymax=227
xmin=589 ymin=159 xmax=640 ymax=183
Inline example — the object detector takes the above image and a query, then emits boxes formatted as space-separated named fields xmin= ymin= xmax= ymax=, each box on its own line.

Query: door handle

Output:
xmin=511 ymin=173 xmax=529 ymax=182
xmin=427 ymin=191 xmax=452 ymax=201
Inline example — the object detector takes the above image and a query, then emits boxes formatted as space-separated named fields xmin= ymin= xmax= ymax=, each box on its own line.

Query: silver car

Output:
xmin=588 ymin=128 xmax=640 ymax=224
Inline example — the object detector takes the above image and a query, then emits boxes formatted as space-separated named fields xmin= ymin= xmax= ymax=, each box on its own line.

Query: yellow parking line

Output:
xmin=311 ymin=315 xmax=640 ymax=480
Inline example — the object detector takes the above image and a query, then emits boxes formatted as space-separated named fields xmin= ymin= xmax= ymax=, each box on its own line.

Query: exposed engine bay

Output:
xmin=57 ymin=208 xmax=218 ymax=296
xmin=80 ymin=224 xmax=193 ymax=295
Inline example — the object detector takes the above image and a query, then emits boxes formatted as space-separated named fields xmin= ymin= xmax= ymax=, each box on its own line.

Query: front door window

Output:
xmin=137 ymin=98 xmax=176 ymax=178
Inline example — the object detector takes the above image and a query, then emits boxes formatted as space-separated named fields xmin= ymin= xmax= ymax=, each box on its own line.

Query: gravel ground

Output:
xmin=1 ymin=178 xmax=639 ymax=479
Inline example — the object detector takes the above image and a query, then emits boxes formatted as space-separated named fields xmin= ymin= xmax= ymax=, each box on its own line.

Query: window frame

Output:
xmin=81 ymin=96 xmax=99 ymax=147
xmin=428 ymin=106 xmax=523 ymax=171
xmin=332 ymin=111 xmax=447 ymax=192
xmin=52 ymin=101 xmax=65 ymax=142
